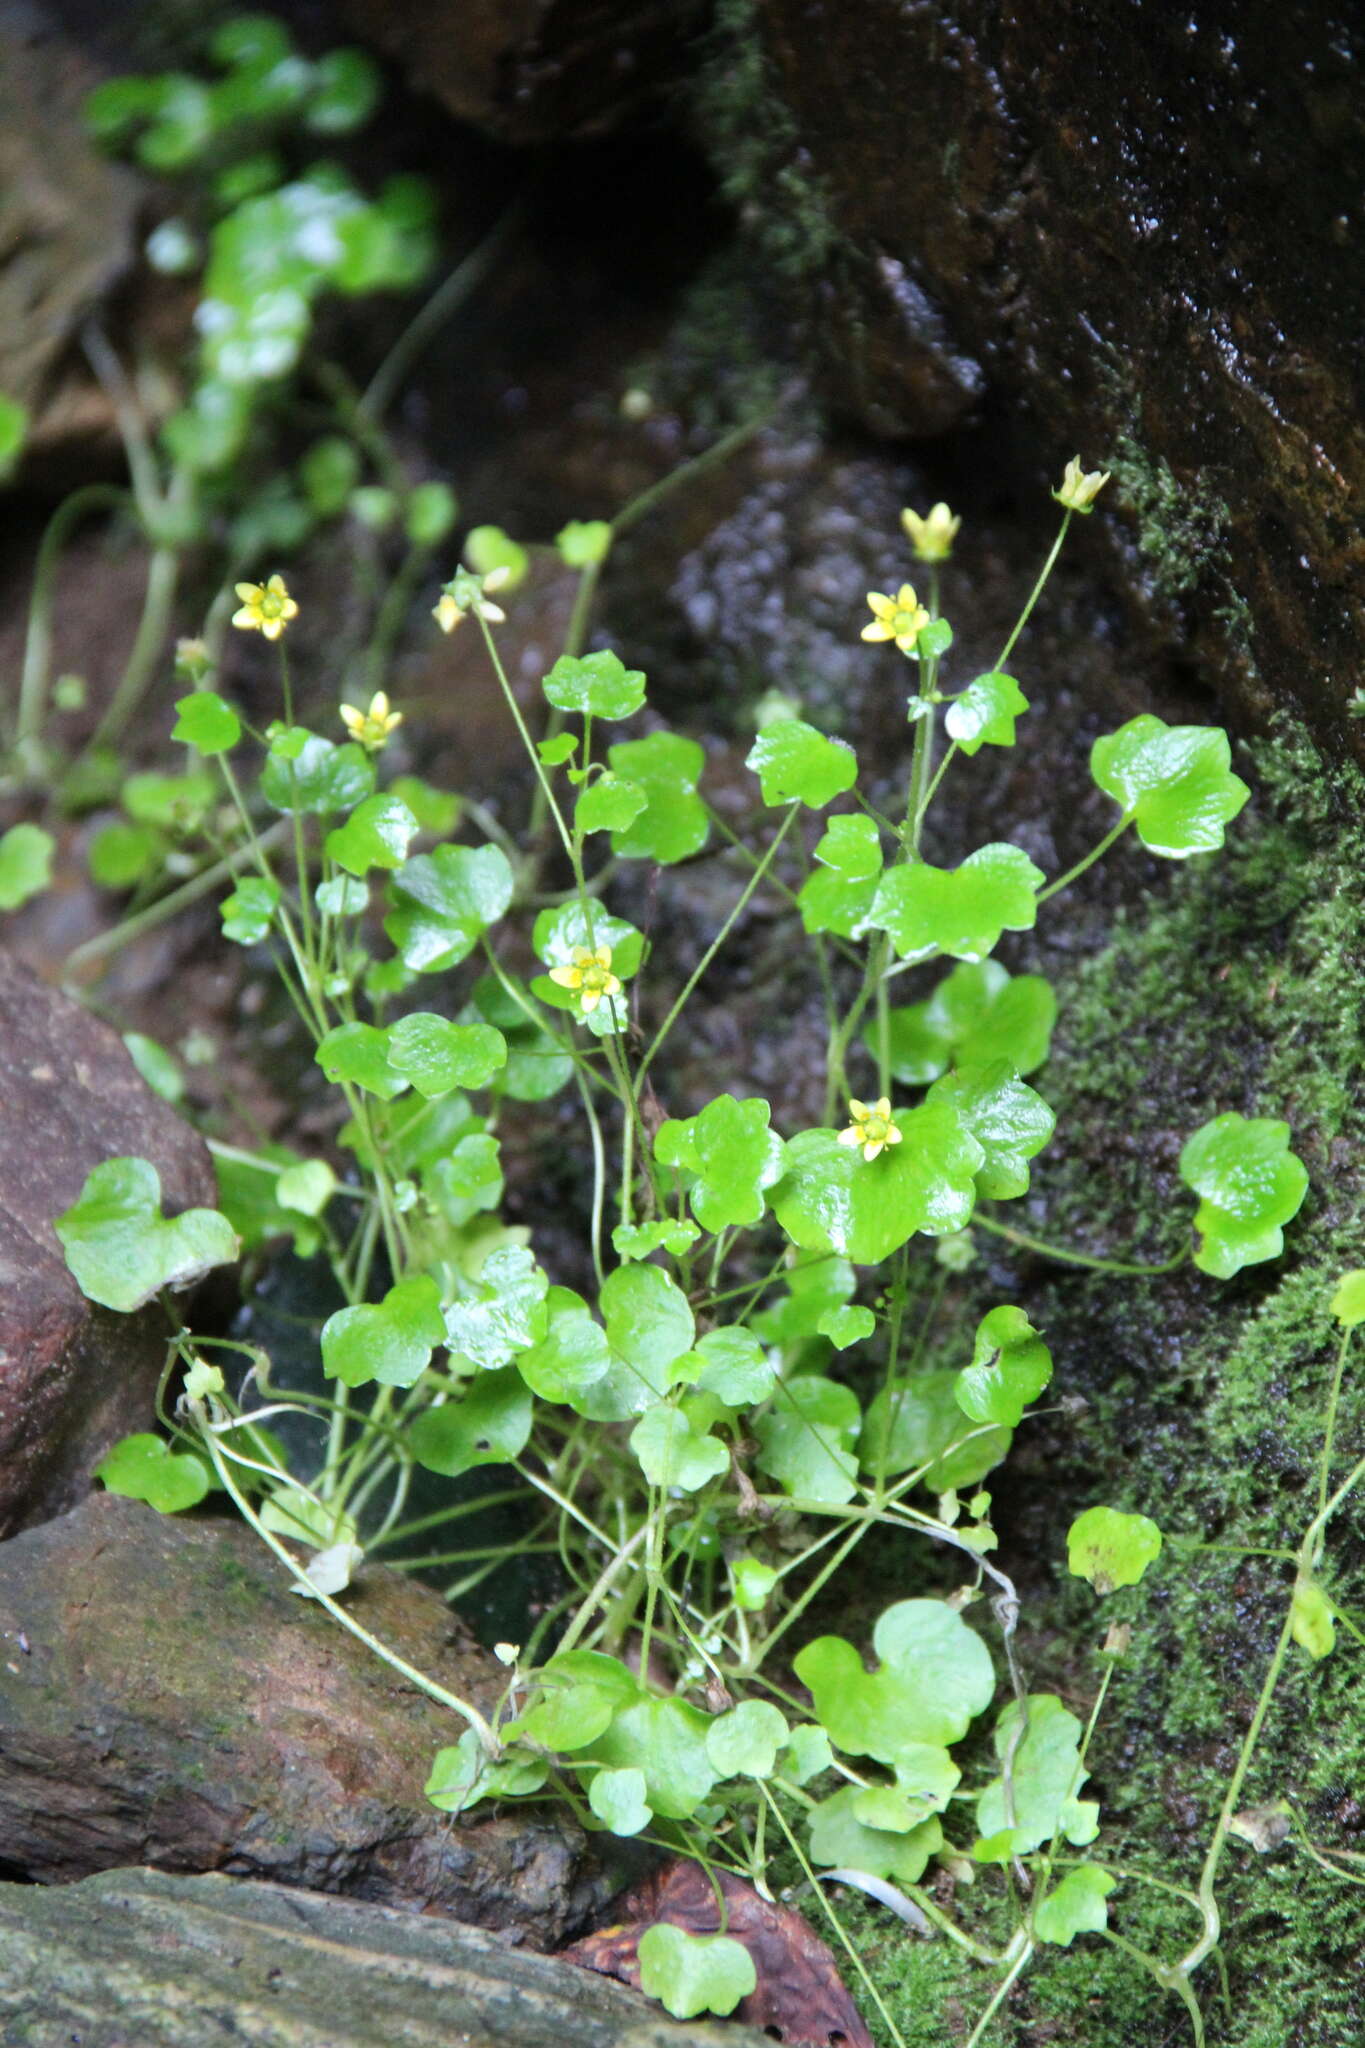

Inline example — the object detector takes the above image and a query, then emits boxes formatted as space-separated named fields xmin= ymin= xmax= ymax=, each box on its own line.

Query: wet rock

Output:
xmin=0 ymin=1492 xmax=605 ymax=1945
xmin=0 ymin=1865 xmax=762 ymax=2046
xmin=0 ymin=950 xmax=219 ymax=1537
xmin=340 ymin=0 xmax=708 ymax=144
xmin=0 ymin=6 xmax=141 ymax=484
xmin=700 ymin=2 xmax=1365 ymax=752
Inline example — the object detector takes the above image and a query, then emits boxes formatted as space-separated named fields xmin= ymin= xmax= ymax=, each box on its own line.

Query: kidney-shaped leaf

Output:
xmin=655 ymin=1094 xmax=786 ymax=1232
xmin=385 ymin=843 xmax=515 ymax=972
xmin=794 ymin=1598 xmax=994 ymax=1766
xmin=746 ymin=721 xmax=858 ymax=809
xmin=773 ymin=1105 xmax=984 ymax=1267
xmin=1091 ymin=714 xmax=1249 ymax=857
xmin=57 ymin=1157 xmax=239 ymax=1312
xmin=945 ymin=672 xmax=1028 ymax=756
xmin=1178 ymin=1112 xmax=1308 ymax=1277
xmin=543 ymin=648 xmax=646 ymax=719
xmin=861 ymin=844 xmax=1043 ymax=964
xmin=955 ymin=1305 xmax=1053 ymax=1426
xmin=927 ymin=1061 xmax=1055 ymax=1199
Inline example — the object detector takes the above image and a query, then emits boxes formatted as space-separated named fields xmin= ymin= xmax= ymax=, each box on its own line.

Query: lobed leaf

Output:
xmin=955 ymin=1305 xmax=1053 ymax=1426
xmin=386 ymin=1013 xmax=506 ymax=1097
xmin=944 ymin=671 xmax=1028 ymax=755
xmin=325 ymin=793 xmax=418 ymax=875
xmin=444 ymin=1244 xmax=549 ymax=1370
xmin=172 ymin=691 xmax=241 ymax=754
xmin=772 ymin=1105 xmax=984 ymax=1267
xmin=1067 ymin=1505 xmax=1163 ymax=1593
xmin=543 ymin=648 xmax=646 ymax=720
xmin=637 ymin=1924 xmax=756 ymax=2021
xmin=655 ymin=1094 xmax=786 ymax=1232
xmin=861 ymin=843 xmax=1043 ymax=964
xmin=868 ymin=959 xmax=1056 ymax=1087
xmin=407 ymin=1367 xmax=532 ymax=1474
xmin=1034 ymin=1865 xmax=1117 ymax=1947
xmin=746 ymin=720 xmax=858 ymax=809
xmin=754 ymin=1375 xmax=861 ymax=1504
xmin=1091 ymin=714 xmax=1249 ymax=857
xmin=385 ymin=843 xmax=515 ymax=973
xmin=95 ymin=1432 xmax=212 ymax=1513
xmin=56 ymin=1156 xmax=239 ymax=1312
xmin=1178 ymin=1112 xmax=1309 ymax=1278
xmin=927 ymin=1061 xmax=1056 ymax=1199
xmin=322 ymin=1275 xmax=445 ymax=1388
xmin=607 ymin=731 xmax=709 ymax=863
xmin=975 ymin=1695 xmax=1099 ymax=1853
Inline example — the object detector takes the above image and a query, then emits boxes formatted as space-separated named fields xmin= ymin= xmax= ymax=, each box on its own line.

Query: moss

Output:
xmin=855 ymin=723 xmax=1365 ymax=2044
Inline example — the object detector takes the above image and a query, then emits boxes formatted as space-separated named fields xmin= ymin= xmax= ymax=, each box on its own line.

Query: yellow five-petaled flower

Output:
xmin=549 ymin=944 xmax=622 ymax=1015
xmin=340 ymin=690 xmax=403 ymax=753
xmin=232 ymin=573 xmax=298 ymax=640
xmin=901 ymin=502 xmax=961 ymax=563
xmin=1053 ymin=456 xmax=1111 ymax=515
xmin=837 ymin=1096 xmax=903 ymax=1163
xmin=432 ymin=565 xmax=510 ymax=635
xmin=862 ymin=584 xmax=929 ymax=656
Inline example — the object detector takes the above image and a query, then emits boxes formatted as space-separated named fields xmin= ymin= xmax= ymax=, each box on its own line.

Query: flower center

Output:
xmin=582 ymin=962 xmax=611 ymax=992
xmin=864 ymin=1113 xmax=890 ymax=1143
xmin=260 ymin=592 xmax=285 ymax=619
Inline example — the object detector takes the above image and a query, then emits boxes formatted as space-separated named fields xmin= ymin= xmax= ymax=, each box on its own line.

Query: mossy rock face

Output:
xmin=845 ymin=726 xmax=1365 ymax=2043
xmin=694 ymin=0 xmax=1364 ymax=757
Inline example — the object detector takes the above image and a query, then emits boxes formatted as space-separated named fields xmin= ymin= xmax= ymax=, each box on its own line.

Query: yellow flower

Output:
xmin=548 ymin=944 xmax=622 ymax=1015
xmin=837 ymin=1096 xmax=903 ymax=1163
xmin=1052 ymin=456 xmax=1111 ymax=515
xmin=232 ymin=573 xmax=298 ymax=640
xmin=862 ymin=584 xmax=929 ymax=655
xmin=339 ymin=690 xmax=403 ymax=753
xmin=432 ymin=565 xmax=509 ymax=635
xmin=901 ymin=502 xmax=961 ymax=563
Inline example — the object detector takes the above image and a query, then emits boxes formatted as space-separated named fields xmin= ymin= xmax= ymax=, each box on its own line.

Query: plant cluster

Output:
xmin=33 ymin=423 xmax=1358 ymax=2040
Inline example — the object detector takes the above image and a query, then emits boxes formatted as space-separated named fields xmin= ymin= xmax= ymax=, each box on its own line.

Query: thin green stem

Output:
xmin=635 ymin=803 xmax=800 ymax=1089
xmin=61 ymin=818 xmax=290 ymax=984
xmin=974 ymin=1212 xmax=1188 ymax=1277
xmin=994 ymin=509 xmax=1072 ymax=674
xmin=88 ymin=536 xmax=184 ymax=752
xmin=962 ymin=1938 xmax=1034 ymax=2048
xmin=12 ymin=484 xmax=128 ymax=758
xmin=1035 ymin=813 xmax=1134 ymax=905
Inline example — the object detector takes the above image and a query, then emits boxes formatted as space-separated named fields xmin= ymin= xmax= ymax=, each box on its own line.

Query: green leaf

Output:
xmin=543 ymin=649 xmax=646 ymax=720
xmin=945 ymin=672 xmax=1028 ymax=755
xmin=751 ymin=1255 xmax=856 ymax=1350
xmin=88 ymin=820 xmax=163 ymax=890
xmin=315 ymin=876 xmax=368 ymax=917
xmin=1178 ymin=1113 xmax=1309 ymax=1278
xmin=261 ymin=731 xmax=374 ymax=815
xmin=407 ymin=1368 xmax=532 ymax=1474
xmin=868 ymin=960 xmax=1057 ymax=1086
xmin=754 ymin=1375 xmax=860 ymax=1504
xmin=444 ymin=1245 xmax=549 ymax=1370
xmin=797 ymin=868 xmax=879 ymax=939
xmin=325 ymin=794 xmax=418 ymax=875
xmin=1091 ymin=715 xmax=1249 ymax=857
xmin=630 ymin=1405 xmax=729 ymax=1491
xmin=0 ymin=823 xmax=54 ymax=910
xmin=56 ymin=1157 xmax=239 ymax=1312
xmin=275 ymin=1160 xmax=335 ymax=1216
xmin=463 ymin=524 xmax=528 ymax=587
xmin=515 ymin=1286 xmax=611 ymax=1405
xmin=299 ymin=436 xmax=361 ymax=514
xmin=538 ymin=733 xmax=578 ymax=767
xmin=1035 ymin=1865 xmax=1117 ymax=1947
xmin=95 ymin=1432 xmax=211 ymax=1513
xmin=637 ymin=1925 xmax=755 ymax=2021
xmin=386 ymin=1014 xmax=506 ymax=1097
xmin=606 ymin=731 xmax=709 ymax=863
xmin=861 ymin=1369 xmax=1011 ymax=1490
xmin=706 ymin=1701 xmax=789 ymax=1778
xmin=123 ymin=1032 xmax=184 ymax=1104
xmin=572 ymin=1263 xmax=696 ymax=1420
xmin=781 ymin=1723 xmax=834 ymax=1783
xmin=466 ymin=974 xmax=573 ymax=1102
xmin=593 ymin=1697 xmax=718 ymax=1819
xmin=817 ymin=1305 xmax=876 ymax=1351
xmin=773 ymin=1107 xmax=985 ymax=1267
xmin=1067 ymin=1505 xmax=1163 ymax=1593
xmin=1332 ymin=1271 xmax=1365 ymax=1328
xmin=956 ymin=1305 xmax=1053 ymax=1426
xmin=813 ymin=813 xmax=883 ymax=880
xmin=690 ymin=1326 xmax=776 ymax=1405
xmin=556 ymin=520 xmax=612 ymax=568
xmin=321 ymin=1275 xmax=445 ymax=1389
xmin=389 ymin=775 xmax=461 ymax=836
xmin=1290 ymin=1574 xmax=1335 ymax=1659
xmin=425 ymin=1132 xmax=503 ymax=1226
xmin=425 ymin=1728 xmax=547 ymax=1813
xmin=315 ymin=1022 xmax=408 ymax=1100
xmin=975 ymin=1695 xmax=1099 ymax=1853
xmin=612 ymin=1217 xmax=702 ymax=1262
xmin=796 ymin=1598 xmax=995 ymax=1770
xmin=655 ymin=1094 xmax=786 ymax=1232
xmin=221 ymin=875 xmax=280 ymax=945
xmin=747 ymin=719 xmax=857 ymax=808
xmin=385 ymin=843 xmax=515 ymax=972
xmin=172 ymin=691 xmax=240 ymax=754
xmin=575 ymin=773 xmax=646 ymax=836
xmin=807 ymin=1787 xmax=943 ymax=1883
xmin=862 ymin=844 xmax=1043 ymax=963
xmin=927 ymin=1061 xmax=1056 ymax=1199
xmin=121 ymin=770 xmax=215 ymax=832
xmin=516 ymin=1651 xmax=638 ymax=1752
xmin=588 ymin=1767 xmax=651 ymax=1835
xmin=0 ymin=393 xmax=29 ymax=480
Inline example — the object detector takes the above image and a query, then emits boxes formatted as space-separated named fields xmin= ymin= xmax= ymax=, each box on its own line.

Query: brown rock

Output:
xmin=0 ymin=950 xmax=221 ymax=1536
xmin=0 ymin=1865 xmax=763 ymax=2046
xmin=0 ymin=9 xmax=141 ymax=483
xmin=0 ymin=1492 xmax=606 ymax=1947
xmin=339 ymin=0 xmax=708 ymax=144
xmin=706 ymin=2 xmax=1365 ymax=751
